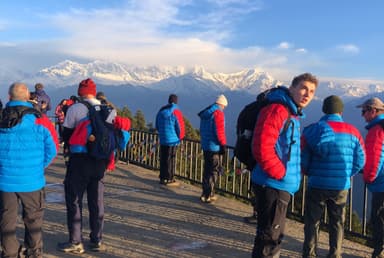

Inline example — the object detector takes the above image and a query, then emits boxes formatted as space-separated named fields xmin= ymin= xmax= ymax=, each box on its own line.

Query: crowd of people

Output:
xmin=0 ymin=73 xmax=383 ymax=258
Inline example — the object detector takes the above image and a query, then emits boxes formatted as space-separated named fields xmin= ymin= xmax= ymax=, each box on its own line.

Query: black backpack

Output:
xmin=234 ymin=87 xmax=291 ymax=170
xmin=0 ymin=106 xmax=41 ymax=128
xmin=81 ymin=101 xmax=117 ymax=160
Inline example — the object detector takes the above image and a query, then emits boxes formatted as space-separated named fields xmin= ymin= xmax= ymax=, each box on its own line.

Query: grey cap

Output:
xmin=356 ymin=97 xmax=384 ymax=110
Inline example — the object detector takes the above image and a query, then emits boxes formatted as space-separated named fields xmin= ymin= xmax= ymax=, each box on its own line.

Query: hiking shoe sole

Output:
xmin=57 ymin=242 xmax=85 ymax=254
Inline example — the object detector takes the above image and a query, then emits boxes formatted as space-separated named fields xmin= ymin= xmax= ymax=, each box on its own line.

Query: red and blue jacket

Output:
xmin=301 ymin=114 xmax=365 ymax=190
xmin=198 ymin=103 xmax=226 ymax=152
xmin=363 ymin=114 xmax=384 ymax=192
xmin=155 ymin=103 xmax=185 ymax=146
xmin=0 ymin=101 xmax=58 ymax=192
xmin=251 ymin=87 xmax=301 ymax=194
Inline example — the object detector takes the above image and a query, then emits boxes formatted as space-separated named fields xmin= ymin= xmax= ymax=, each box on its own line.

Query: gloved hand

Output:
xmin=219 ymin=145 xmax=226 ymax=155
xmin=114 ymin=116 xmax=131 ymax=131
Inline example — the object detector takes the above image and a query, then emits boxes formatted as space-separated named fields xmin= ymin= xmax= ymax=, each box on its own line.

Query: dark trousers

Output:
xmin=159 ymin=145 xmax=177 ymax=181
xmin=0 ymin=190 xmax=45 ymax=258
xmin=64 ymin=154 xmax=107 ymax=244
xmin=371 ymin=192 xmax=384 ymax=258
xmin=252 ymin=184 xmax=291 ymax=258
xmin=303 ymin=188 xmax=348 ymax=258
xmin=202 ymin=151 xmax=220 ymax=198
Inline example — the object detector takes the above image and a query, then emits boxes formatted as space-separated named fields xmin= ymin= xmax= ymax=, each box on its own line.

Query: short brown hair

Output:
xmin=291 ymin=73 xmax=318 ymax=88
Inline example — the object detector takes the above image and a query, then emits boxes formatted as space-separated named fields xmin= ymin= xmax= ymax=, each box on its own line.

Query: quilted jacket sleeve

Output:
xmin=364 ymin=125 xmax=384 ymax=183
xmin=213 ymin=109 xmax=226 ymax=146
xmin=252 ymin=103 xmax=289 ymax=180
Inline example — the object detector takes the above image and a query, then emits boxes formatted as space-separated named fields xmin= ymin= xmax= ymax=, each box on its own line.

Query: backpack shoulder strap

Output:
xmin=79 ymin=100 xmax=92 ymax=110
xmin=21 ymin=107 xmax=41 ymax=118
xmin=0 ymin=106 xmax=41 ymax=128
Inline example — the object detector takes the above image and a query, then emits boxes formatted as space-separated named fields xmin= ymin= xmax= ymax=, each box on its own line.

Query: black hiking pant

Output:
xmin=159 ymin=145 xmax=177 ymax=182
xmin=371 ymin=192 xmax=384 ymax=258
xmin=64 ymin=154 xmax=107 ymax=244
xmin=0 ymin=189 xmax=45 ymax=258
xmin=202 ymin=151 xmax=220 ymax=198
xmin=252 ymin=184 xmax=291 ymax=258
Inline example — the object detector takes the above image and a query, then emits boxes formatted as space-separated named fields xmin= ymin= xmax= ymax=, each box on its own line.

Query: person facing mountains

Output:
xmin=301 ymin=95 xmax=365 ymax=258
xmin=155 ymin=94 xmax=185 ymax=186
xmin=198 ymin=94 xmax=228 ymax=203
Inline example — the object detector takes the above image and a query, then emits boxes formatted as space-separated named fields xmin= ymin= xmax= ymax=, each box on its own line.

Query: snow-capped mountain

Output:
xmin=14 ymin=60 xmax=384 ymax=99
xmin=22 ymin=60 xmax=281 ymax=93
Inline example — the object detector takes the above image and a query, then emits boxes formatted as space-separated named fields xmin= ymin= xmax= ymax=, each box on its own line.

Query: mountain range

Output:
xmin=10 ymin=60 xmax=383 ymax=99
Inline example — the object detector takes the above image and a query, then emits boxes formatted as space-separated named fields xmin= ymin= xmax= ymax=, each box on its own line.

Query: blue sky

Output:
xmin=0 ymin=0 xmax=383 ymax=82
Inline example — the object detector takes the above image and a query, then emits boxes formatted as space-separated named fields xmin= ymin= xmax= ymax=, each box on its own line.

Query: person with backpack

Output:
xmin=57 ymin=78 xmax=130 ymax=254
xmin=251 ymin=73 xmax=318 ymax=258
xmin=33 ymin=83 xmax=51 ymax=114
xmin=155 ymin=94 xmax=185 ymax=186
xmin=356 ymin=97 xmax=384 ymax=258
xmin=301 ymin=95 xmax=365 ymax=258
xmin=0 ymin=82 xmax=58 ymax=258
xmin=198 ymin=94 xmax=228 ymax=203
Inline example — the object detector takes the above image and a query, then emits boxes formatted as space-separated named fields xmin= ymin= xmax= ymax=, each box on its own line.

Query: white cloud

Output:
xmin=46 ymin=0 xmax=269 ymax=73
xmin=0 ymin=0 xmax=359 ymax=82
xmin=337 ymin=44 xmax=360 ymax=54
xmin=277 ymin=42 xmax=293 ymax=49
xmin=295 ymin=48 xmax=307 ymax=53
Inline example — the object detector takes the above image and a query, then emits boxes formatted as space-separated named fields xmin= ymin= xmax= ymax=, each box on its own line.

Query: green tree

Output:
xmin=117 ymin=105 xmax=133 ymax=120
xmin=134 ymin=110 xmax=147 ymax=131
xmin=147 ymin=122 xmax=156 ymax=133
xmin=184 ymin=116 xmax=200 ymax=140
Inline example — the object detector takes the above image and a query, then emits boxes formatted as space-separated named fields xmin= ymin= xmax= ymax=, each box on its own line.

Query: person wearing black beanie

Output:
xmin=302 ymin=95 xmax=365 ymax=257
xmin=155 ymin=94 xmax=185 ymax=186
xmin=168 ymin=94 xmax=178 ymax=104
xmin=322 ymin=95 xmax=344 ymax=114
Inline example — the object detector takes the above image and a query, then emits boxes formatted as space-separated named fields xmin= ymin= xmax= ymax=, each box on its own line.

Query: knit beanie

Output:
xmin=322 ymin=95 xmax=344 ymax=114
xmin=215 ymin=94 xmax=228 ymax=107
xmin=168 ymin=94 xmax=178 ymax=104
xmin=78 ymin=78 xmax=96 ymax=97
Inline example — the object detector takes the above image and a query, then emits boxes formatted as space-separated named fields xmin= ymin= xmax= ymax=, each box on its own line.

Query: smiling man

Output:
xmin=250 ymin=73 xmax=318 ymax=258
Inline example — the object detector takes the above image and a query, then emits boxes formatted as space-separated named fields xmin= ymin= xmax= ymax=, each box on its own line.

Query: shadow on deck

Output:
xmin=36 ymin=155 xmax=373 ymax=258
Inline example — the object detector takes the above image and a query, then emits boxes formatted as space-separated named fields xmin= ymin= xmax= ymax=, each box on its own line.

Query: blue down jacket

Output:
xmin=0 ymin=101 xmax=58 ymax=192
xmin=301 ymin=114 xmax=365 ymax=190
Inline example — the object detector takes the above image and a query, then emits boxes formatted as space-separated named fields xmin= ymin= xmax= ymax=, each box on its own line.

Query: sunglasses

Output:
xmin=362 ymin=108 xmax=372 ymax=115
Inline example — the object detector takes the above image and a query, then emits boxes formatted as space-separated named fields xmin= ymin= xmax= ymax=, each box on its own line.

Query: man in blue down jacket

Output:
xmin=301 ymin=95 xmax=365 ymax=258
xmin=198 ymin=94 xmax=228 ymax=203
xmin=155 ymin=94 xmax=185 ymax=186
xmin=0 ymin=82 xmax=58 ymax=258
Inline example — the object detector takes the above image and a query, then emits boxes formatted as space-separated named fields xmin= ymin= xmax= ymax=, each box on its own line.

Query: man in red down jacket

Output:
xmin=198 ymin=94 xmax=228 ymax=203
xmin=357 ymin=97 xmax=384 ymax=258
xmin=251 ymin=73 xmax=318 ymax=258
